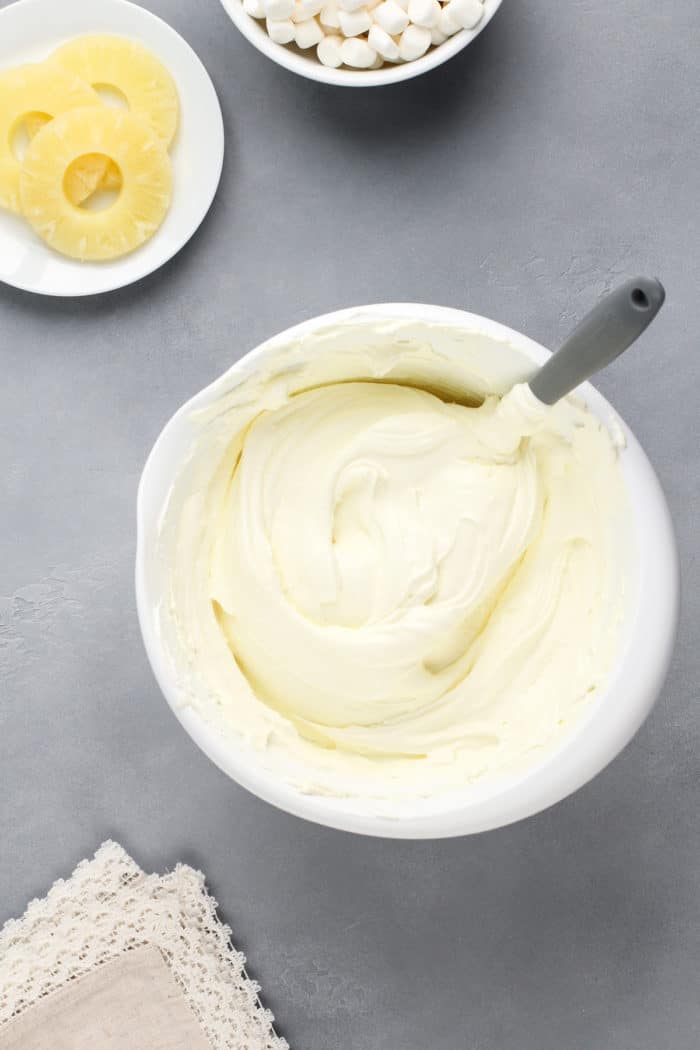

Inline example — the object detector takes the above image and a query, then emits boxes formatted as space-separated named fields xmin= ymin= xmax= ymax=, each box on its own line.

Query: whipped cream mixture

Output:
xmin=160 ymin=323 xmax=630 ymax=801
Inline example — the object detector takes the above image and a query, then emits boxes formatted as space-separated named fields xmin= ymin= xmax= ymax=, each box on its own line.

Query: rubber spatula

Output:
xmin=528 ymin=277 xmax=665 ymax=405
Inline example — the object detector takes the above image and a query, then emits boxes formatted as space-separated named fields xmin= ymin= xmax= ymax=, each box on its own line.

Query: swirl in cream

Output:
xmin=163 ymin=328 xmax=629 ymax=800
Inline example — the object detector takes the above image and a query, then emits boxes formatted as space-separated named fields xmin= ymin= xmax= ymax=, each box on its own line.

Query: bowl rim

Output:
xmin=218 ymin=0 xmax=503 ymax=87
xmin=136 ymin=302 xmax=680 ymax=838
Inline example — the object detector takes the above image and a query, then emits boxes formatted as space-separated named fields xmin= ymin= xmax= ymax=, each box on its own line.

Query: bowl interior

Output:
xmin=219 ymin=0 xmax=503 ymax=86
xmin=136 ymin=304 xmax=679 ymax=837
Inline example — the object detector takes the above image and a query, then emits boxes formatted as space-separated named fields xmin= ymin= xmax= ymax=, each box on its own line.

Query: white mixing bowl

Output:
xmin=218 ymin=0 xmax=502 ymax=87
xmin=136 ymin=304 xmax=679 ymax=838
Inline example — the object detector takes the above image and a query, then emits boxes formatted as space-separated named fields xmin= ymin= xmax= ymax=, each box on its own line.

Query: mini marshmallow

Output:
xmin=368 ymin=23 xmax=400 ymax=60
xmin=372 ymin=0 xmax=409 ymax=35
xmin=447 ymin=0 xmax=483 ymax=29
xmin=319 ymin=1 xmax=341 ymax=26
xmin=266 ymin=15 xmax=296 ymax=40
xmin=407 ymin=0 xmax=440 ymax=28
xmin=437 ymin=4 xmax=461 ymax=35
xmin=340 ymin=36 xmax=377 ymax=66
xmin=263 ymin=0 xmax=296 ymax=20
xmin=317 ymin=33 xmax=344 ymax=66
xmin=295 ymin=16 xmax=324 ymax=45
xmin=243 ymin=0 xmax=266 ymax=18
xmin=260 ymin=0 xmax=468 ymax=64
xmin=398 ymin=22 xmax=431 ymax=59
xmin=291 ymin=0 xmax=324 ymax=19
xmin=339 ymin=6 xmax=372 ymax=35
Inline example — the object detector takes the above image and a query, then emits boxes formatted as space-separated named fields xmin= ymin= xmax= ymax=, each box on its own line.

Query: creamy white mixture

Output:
xmin=160 ymin=322 xmax=630 ymax=801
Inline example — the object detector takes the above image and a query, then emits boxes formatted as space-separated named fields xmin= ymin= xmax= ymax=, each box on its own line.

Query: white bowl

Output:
xmin=218 ymin=0 xmax=502 ymax=87
xmin=136 ymin=304 xmax=679 ymax=838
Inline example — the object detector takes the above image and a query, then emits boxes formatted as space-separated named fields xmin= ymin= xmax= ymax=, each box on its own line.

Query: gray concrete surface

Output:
xmin=2 ymin=1 xmax=699 ymax=1047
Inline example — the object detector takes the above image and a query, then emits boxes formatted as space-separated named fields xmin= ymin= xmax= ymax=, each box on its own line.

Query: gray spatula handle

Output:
xmin=529 ymin=277 xmax=665 ymax=405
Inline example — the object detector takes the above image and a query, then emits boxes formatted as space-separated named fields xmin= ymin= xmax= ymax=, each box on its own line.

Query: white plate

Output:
xmin=0 ymin=0 xmax=224 ymax=297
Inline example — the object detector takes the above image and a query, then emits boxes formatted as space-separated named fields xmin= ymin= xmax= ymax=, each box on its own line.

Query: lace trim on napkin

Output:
xmin=0 ymin=841 xmax=287 ymax=1050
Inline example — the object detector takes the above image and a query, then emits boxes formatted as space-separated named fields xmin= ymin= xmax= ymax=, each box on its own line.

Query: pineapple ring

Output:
xmin=50 ymin=35 xmax=179 ymax=147
xmin=25 ymin=113 xmax=122 ymax=205
xmin=0 ymin=63 xmax=101 ymax=212
xmin=20 ymin=106 xmax=172 ymax=262
xmin=25 ymin=112 xmax=122 ymax=205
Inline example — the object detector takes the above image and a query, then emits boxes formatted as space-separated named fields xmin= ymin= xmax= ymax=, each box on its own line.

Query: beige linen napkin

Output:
xmin=0 ymin=842 xmax=287 ymax=1050
xmin=0 ymin=946 xmax=212 ymax=1049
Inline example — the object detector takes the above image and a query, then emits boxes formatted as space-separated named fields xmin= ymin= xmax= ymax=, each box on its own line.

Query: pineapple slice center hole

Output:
xmin=92 ymin=84 xmax=130 ymax=110
xmin=11 ymin=111 xmax=51 ymax=162
xmin=63 ymin=153 xmax=123 ymax=212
